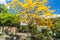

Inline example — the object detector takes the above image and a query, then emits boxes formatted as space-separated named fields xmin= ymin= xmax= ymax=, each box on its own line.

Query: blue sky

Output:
xmin=47 ymin=0 xmax=60 ymax=14
xmin=0 ymin=0 xmax=60 ymax=14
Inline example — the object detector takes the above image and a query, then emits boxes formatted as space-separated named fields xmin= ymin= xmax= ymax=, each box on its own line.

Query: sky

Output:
xmin=0 ymin=0 xmax=6 ymax=5
xmin=47 ymin=0 xmax=60 ymax=14
xmin=0 ymin=0 xmax=60 ymax=14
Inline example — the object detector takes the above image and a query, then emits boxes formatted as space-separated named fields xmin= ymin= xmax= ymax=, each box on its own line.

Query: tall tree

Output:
xmin=6 ymin=0 xmax=56 ymax=28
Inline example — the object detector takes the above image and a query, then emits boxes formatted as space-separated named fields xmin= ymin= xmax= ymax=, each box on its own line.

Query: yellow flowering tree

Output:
xmin=6 ymin=0 xmax=55 ymax=28
xmin=5 ymin=0 xmax=59 ymax=40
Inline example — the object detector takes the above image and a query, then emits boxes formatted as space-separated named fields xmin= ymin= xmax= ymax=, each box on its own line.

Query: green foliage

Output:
xmin=30 ymin=25 xmax=37 ymax=35
xmin=0 ymin=13 xmax=21 ymax=27
xmin=0 ymin=4 xmax=8 ymax=13
xmin=54 ymin=18 xmax=60 ymax=39
xmin=19 ymin=25 xmax=29 ymax=32
xmin=55 ymin=18 xmax=60 ymax=28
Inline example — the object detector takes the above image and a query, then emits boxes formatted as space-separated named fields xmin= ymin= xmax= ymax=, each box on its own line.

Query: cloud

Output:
xmin=0 ymin=0 xmax=7 ymax=5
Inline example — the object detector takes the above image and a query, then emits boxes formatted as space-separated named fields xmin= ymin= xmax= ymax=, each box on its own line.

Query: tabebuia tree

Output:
xmin=6 ymin=0 xmax=56 ymax=28
xmin=6 ymin=0 xmax=58 ymax=40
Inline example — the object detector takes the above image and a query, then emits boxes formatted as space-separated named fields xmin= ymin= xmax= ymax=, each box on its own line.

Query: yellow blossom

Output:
xmin=12 ymin=0 xmax=18 ymax=2
xmin=43 ymin=0 xmax=48 ymax=3
xmin=16 ymin=14 xmax=20 ymax=16
xmin=22 ymin=3 xmax=27 ymax=8
xmin=46 ymin=13 xmax=52 ymax=17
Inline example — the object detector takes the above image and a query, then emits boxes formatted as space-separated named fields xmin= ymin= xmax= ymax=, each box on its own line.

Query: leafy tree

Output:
xmin=6 ymin=0 xmax=58 ymax=40
xmin=0 ymin=13 xmax=21 ymax=27
xmin=6 ymin=0 xmax=56 ymax=31
xmin=0 ymin=4 xmax=8 ymax=13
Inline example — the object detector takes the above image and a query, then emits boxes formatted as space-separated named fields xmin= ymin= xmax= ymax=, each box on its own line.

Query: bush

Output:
xmin=0 ymin=13 xmax=21 ymax=27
